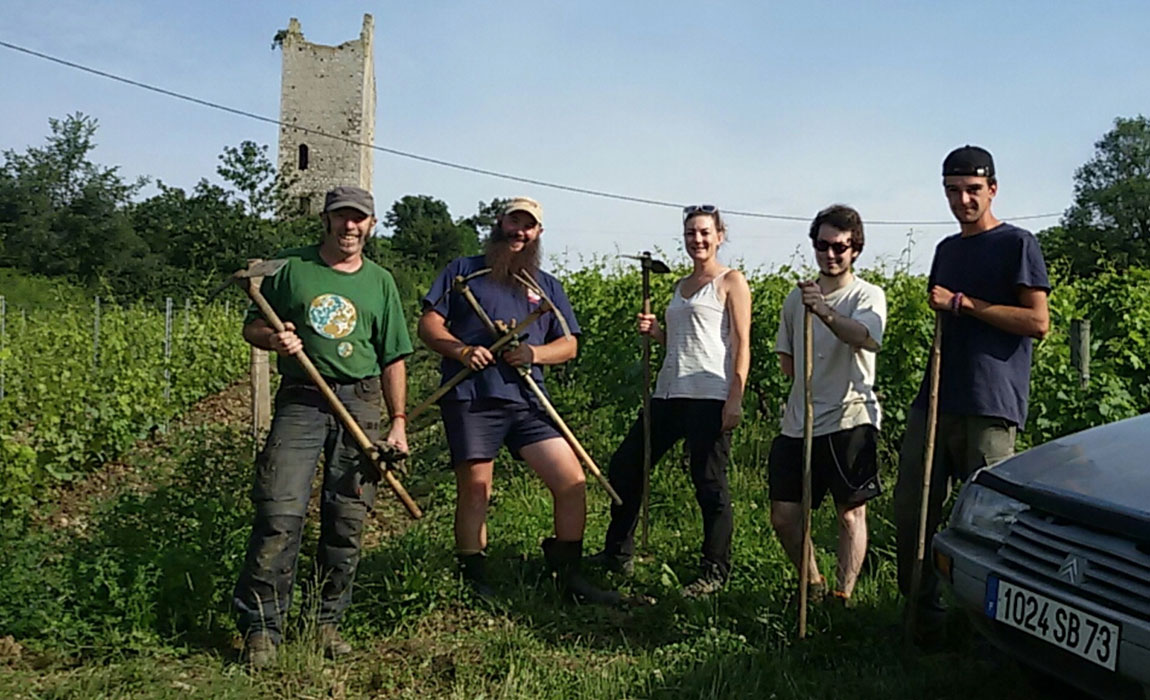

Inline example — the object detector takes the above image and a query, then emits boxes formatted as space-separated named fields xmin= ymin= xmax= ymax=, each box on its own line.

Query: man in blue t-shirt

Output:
xmin=418 ymin=196 xmax=619 ymax=605
xmin=895 ymin=146 xmax=1051 ymax=645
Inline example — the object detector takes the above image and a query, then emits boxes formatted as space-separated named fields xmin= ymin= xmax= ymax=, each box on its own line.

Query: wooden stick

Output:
xmin=799 ymin=308 xmax=814 ymax=639
xmin=906 ymin=313 xmax=943 ymax=641
xmin=639 ymin=262 xmax=653 ymax=551
xmin=517 ymin=365 xmax=624 ymax=506
xmin=245 ymin=279 xmax=422 ymax=519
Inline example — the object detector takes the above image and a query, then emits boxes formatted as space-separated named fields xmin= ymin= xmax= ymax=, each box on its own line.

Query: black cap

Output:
xmin=942 ymin=145 xmax=995 ymax=178
xmin=323 ymin=186 xmax=374 ymax=215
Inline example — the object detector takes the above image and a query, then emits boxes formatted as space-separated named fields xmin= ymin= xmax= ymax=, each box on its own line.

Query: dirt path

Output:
xmin=38 ymin=375 xmax=425 ymax=546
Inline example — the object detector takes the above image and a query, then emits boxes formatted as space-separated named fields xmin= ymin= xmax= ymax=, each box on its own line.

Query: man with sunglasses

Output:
xmin=769 ymin=204 xmax=886 ymax=609
xmin=895 ymin=146 xmax=1050 ymax=647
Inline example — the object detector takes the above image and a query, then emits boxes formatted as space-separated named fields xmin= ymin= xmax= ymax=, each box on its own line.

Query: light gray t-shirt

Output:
xmin=775 ymin=276 xmax=887 ymax=438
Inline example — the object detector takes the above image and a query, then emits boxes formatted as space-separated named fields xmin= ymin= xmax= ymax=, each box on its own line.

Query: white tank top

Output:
xmin=653 ymin=269 xmax=732 ymax=401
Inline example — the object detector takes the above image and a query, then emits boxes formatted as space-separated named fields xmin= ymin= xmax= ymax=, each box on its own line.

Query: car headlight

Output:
xmin=948 ymin=483 xmax=1028 ymax=544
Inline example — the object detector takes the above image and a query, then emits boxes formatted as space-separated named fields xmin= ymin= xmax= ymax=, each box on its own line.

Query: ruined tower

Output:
xmin=277 ymin=15 xmax=375 ymax=215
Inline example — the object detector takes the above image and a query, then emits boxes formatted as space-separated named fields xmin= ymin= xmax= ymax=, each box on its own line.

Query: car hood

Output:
xmin=975 ymin=413 xmax=1150 ymax=542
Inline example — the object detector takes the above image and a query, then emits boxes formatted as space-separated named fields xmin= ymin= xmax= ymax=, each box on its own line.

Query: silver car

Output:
xmin=933 ymin=413 xmax=1150 ymax=700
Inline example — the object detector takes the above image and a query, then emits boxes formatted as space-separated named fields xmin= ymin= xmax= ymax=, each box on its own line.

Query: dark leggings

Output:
xmin=603 ymin=398 xmax=733 ymax=577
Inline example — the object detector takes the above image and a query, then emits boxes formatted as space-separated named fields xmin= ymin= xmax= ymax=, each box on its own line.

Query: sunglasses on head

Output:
xmin=683 ymin=204 xmax=718 ymax=219
xmin=814 ymin=240 xmax=852 ymax=254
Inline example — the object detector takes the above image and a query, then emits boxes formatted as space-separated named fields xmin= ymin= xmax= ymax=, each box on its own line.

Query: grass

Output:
xmin=0 ymin=399 xmax=1042 ymax=699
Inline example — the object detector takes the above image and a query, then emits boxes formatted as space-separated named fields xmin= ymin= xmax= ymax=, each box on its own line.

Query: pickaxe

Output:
xmin=216 ymin=259 xmax=423 ymax=520
xmin=619 ymin=252 xmax=670 ymax=551
xmin=452 ymin=272 xmax=623 ymax=506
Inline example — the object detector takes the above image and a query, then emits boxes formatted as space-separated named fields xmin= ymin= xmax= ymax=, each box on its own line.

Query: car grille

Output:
xmin=998 ymin=509 xmax=1150 ymax=618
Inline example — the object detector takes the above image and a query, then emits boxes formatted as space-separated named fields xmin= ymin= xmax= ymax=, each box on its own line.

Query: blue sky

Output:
xmin=3 ymin=1 xmax=1148 ymax=272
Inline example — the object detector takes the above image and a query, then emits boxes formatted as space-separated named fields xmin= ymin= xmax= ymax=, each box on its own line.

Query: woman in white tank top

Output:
xmin=591 ymin=205 xmax=752 ymax=595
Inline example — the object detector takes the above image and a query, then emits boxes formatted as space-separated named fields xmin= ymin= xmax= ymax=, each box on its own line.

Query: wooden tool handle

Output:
xmin=640 ymin=264 xmax=653 ymax=549
xmin=521 ymin=371 xmax=623 ymax=505
xmin=907 ymin=313 xmax=943 ymax=639
xmin=798 ymin=308 xmax=814 ymax=639
xmin=247 ymin=280 xmax=423 ymax=519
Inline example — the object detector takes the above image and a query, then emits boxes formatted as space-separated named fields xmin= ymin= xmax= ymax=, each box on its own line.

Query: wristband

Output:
xmin=952 ymin=292 xmax=965 ymax=316
xmin=390 ymin=413 xmax=407 ymax=422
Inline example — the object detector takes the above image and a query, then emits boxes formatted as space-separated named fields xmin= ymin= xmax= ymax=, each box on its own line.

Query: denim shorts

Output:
xmin=440 ymin=398 xmax=562 ymax=463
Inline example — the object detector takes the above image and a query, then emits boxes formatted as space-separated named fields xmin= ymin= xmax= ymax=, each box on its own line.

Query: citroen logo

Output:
xmin=1057 ymin=553 xmax=1089 ymax=586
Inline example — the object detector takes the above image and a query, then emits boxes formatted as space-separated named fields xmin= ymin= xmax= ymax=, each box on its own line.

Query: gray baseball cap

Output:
xmin=324 ymin=186 xmax=374 ymax=215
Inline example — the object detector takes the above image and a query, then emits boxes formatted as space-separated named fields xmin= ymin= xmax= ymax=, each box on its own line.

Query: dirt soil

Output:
xmin=37 ymin=375 xmax=421 ymax=545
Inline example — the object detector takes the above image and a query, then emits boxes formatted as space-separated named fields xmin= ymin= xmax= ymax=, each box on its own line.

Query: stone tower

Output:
xmin=277 ymin=15 xmax=376 ymax=215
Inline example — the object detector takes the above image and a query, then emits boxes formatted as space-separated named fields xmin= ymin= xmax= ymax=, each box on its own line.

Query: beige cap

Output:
xmin=502 ymin=196 xmax=543 ymax=226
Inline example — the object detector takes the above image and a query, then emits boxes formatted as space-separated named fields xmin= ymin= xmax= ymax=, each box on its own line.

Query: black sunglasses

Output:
xmin=814 ymin=240 xmax=852 ymax=254
xmin=683 ymin=204 xmax=718 ymax=219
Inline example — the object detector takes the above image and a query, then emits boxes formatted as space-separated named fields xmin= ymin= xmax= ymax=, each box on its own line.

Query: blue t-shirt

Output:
xmin=421 ymin=255 xmax=581 ymax=405
xmin=912 ymin=223 xmax=1050 ymax=428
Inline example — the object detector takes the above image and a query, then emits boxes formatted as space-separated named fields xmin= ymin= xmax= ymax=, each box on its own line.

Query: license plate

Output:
xmin=986 ymin=576 xmax=1119 ymax=671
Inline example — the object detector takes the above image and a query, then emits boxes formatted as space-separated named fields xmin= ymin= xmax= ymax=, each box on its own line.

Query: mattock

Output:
xmin=214 ymin=259 xmax=423 ymax=519
xmin=619 ymin=252 xmax=670 ymax=552
xmin=452 ymin=273 xmax=623 ymax=505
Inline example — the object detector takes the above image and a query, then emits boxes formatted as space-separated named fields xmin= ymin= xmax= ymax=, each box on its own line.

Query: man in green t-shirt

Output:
xmin=232 ymin=186 xmax=413 ymax=668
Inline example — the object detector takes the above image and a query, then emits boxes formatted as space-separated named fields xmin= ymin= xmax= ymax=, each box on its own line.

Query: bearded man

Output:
xmin=418 ymin=196 xmax=619 ymax=604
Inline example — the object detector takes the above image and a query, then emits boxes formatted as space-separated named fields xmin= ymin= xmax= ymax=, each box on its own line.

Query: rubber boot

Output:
xmin=542 ymin=537 xmax=623 ymax=606
xmin=458 ymin=552 xmax=496 ymax=600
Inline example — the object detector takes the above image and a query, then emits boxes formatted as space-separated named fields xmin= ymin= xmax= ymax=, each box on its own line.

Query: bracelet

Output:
xmin=390 ymin=413 xmax=407 ymax=422
xmin=459 ymin=345 xmax=474 ymax=360
xmin=952 ymin=292 xmax=965 ymax=316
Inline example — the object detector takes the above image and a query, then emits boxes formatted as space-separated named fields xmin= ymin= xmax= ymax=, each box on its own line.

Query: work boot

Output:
xmin=317 ymin=624 xmax=353 ymax=658
xmin=542 ymin=537 xmax=623 ymax=606
xmin=458 ymin=551 xmax=497 ymax=600
xmin=586 ymin=549 xmax=635 ymax=577
xmin=681 ymin=563 xmax=727 ymax=599
xmin=241 ymin=630 xmax=277 ymax=669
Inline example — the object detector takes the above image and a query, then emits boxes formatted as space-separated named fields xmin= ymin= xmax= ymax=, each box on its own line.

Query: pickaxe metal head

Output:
xmin=619 ymin=251 xmax=670 ymax=274
xmin=208 ymin=258 xmax=289 ymax=301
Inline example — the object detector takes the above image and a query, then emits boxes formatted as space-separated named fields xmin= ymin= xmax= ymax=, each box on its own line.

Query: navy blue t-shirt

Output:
xmin=912 ymin=223 xmax=1050 ymax=428
xmin=422 ymin=255 xmax=581 ymax=405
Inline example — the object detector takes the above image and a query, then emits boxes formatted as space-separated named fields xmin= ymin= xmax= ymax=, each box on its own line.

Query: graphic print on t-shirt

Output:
xmin=309 ymin=294 xmax=358 ymax=339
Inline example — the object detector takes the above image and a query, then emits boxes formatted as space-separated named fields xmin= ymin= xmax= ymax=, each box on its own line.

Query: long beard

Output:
xmin=484 ymin=232 xmax=541 ymax=286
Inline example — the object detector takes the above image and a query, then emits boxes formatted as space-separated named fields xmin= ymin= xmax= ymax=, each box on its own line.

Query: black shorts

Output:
xmin=440 ymin=398 xmax=562 ymax=464
xmin=768 ymin=425 xmax=881 ymax=508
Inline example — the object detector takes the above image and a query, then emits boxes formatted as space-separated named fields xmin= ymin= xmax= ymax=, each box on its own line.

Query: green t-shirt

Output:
xmin=245 ymin=245 xmax=413 ymax=382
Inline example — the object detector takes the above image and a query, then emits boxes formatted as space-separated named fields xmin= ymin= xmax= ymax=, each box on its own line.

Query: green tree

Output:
xmin=0 ymin=113 xmax=146 ymax=285
xmin=130 ymin=179 xmax=315 ymax=300
xmin=215 ymin=140 xmax=296 ymax=219
xmin=1040 ymin=115 xmax=1150 ymax=277
xmin=383 ymin=195 xmax=480 ymax=269
xmin=458 ymin=197 xmax=508 ymax=240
